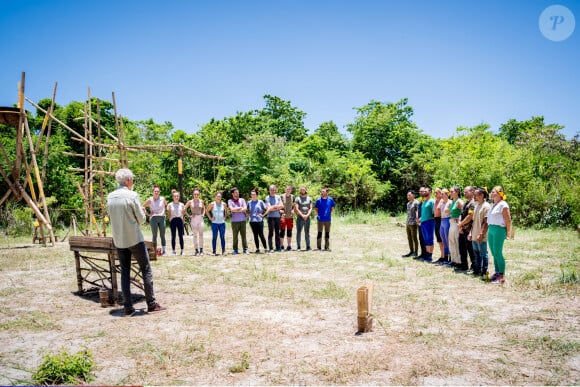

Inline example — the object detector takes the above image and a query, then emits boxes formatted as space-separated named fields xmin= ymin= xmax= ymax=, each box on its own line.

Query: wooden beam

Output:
xmin=357 ymin=282 xmax=374 ymax=333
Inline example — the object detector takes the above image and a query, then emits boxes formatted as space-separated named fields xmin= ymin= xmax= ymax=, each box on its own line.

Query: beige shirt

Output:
xmin=107 ymin=186 xmax=146 ymax=249
xmin=471 ymin=201 xmax=491 ymax=242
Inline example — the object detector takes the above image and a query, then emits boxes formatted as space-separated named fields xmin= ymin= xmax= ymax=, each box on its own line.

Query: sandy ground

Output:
xmin=0 ymin=218 xmax=578 ymax=385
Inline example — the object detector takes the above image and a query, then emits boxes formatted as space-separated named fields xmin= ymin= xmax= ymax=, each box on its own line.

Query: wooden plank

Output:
xmin=69 ymin=236 xmax=114 ymax=251
xmin=69 ymin=236 xmax=156 ymax=260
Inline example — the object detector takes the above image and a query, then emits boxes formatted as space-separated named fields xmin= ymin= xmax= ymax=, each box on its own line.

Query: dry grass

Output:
xmin=0 ymin=213 xmax=578 ymax=385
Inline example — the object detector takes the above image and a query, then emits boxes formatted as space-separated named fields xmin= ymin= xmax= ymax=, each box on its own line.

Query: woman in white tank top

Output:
xmin=184 ymin=188 xmax=205 ymax=255
xmin=143 ymin=185 xmax=167 ymax=255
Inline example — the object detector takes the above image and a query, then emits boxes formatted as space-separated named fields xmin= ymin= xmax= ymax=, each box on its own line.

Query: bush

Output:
xmin=32 ymin=347 xmax=94 ymax=385
xmin=0 ymin=202 xmax=34 ymax=237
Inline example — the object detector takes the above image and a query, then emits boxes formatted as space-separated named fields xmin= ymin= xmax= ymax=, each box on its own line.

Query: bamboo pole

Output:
xmin=68 ymin=167 xmax=116 ymax=176
xmin=96 ymin=100 xmax=106 ymax=237
xmin=23 ymin=116 xmax=56 ymax=245
xmin=83 ymin=94 xmax=89 ymax=235
xmin=61 ymin=151 xmax=121 ymax=162
xmin=119 ymin=115 xmax=128 ymax=168
xmin=13 ymin=75 xmax=25 ymax=181
xmin=111 ymin=92 xmax=127 ymax=168
xmin=41 ymin=82 xmax=58 ymax=184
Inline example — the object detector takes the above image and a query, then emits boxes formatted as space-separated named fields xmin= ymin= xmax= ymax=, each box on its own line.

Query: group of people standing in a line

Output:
xmin=143 ymin=184 xmax=336 ymax=256
xmin=403 ymin=185 xmax=512 ymax=283
xmin=105 ymin=168 xmax=337 ymax=316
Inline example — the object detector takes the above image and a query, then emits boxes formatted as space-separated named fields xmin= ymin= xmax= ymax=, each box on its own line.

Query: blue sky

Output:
xmin=1 ymin=0 xmax=578 ymax=139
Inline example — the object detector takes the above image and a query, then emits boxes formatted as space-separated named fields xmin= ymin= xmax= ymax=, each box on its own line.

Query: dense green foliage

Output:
xmin=0 ymin=95 xmax=578 ymax=234
xmin=32 ymin=347 xmax=94 ymax=385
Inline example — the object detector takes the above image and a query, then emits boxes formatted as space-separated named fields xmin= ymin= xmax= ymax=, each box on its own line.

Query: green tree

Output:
xmin=258 ymin=95 xmax=307 ymax=142
xmin=347 ymin=98 xmax=421 ymax=211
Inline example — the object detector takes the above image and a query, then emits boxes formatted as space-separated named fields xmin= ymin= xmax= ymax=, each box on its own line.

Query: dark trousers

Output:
xmin=459 ymin=232 xmax=475 ymax=269
xmin=170 ymin=217 xmax=184 ymax=251
xmin=267 ymin=217 xmax=281 ymax=250
xmin=116 ymin=242 xmax=156 ymax=310
xmin=250 ymin=221 xmax=268 ymax=250
xmin=418 ymin=224 xmax=426 ymax=256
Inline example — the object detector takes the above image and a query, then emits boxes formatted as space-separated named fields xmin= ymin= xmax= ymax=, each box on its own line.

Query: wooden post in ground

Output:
xmin=357 ymin=281 xmax=374 ymax=333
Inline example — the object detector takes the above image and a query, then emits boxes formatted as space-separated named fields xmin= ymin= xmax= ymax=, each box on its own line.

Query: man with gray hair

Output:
xmin=107 ymin=168 xmax=165 ymax=316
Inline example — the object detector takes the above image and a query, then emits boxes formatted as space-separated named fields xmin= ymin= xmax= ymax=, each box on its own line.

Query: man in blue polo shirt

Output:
xmin=315 ymin=187 xmax=336 ymax=251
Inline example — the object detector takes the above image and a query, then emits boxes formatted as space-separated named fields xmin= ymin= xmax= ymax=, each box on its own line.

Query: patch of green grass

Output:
xmin=312 ymin=281 xmax=349 ymax=300
xmin=253 ymin=265 xmax=279 ymax=282
xmin=0 ymin=310 xmax=59 ymax=331
xmin=558 ymin=263 xmax=579 ymax=284
xmin=523 ymin=335 xmax=580 ymax=357
xmin=338 ymin=210 xmax=393 ymax=225
xmin=512 ymin=270 xmax=546 ymax=289
xmin=373 ymin=253 xmax=404 ymax=268
xmin=32 ymin=347 xmax=94 ymax=385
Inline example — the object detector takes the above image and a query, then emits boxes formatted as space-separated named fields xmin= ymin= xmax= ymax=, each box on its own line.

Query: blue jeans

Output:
xmin=296 ymin=216 xmax=311 ymax=249
xmin=116 ymin=242 xmax=156 ymax=310
xmin=472 ymin=240 xmax=488 ymax=274
xmin=211 ymin=222 xmax=226 ymax=253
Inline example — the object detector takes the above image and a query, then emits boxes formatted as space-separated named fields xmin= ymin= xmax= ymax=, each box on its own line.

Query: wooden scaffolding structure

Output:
xmin=0 ymin=73 xmax=56 ymax=246
xmin=1 ymin=72 xmax=224 ymax=246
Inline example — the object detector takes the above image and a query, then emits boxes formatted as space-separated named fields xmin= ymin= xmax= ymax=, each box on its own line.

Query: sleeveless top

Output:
xmin=149 ymin=197 xmax=166 ymax=217
xmin=440 ymin=200 xmax=451 ymax=219
xmin=190 ymin=199 xmax=204 ymax=216
xmin=450 ymin=199 xmax=462 ymax=219
xmin=211 ymin=202 xmax=226 ymax=224
xmin=168 ymin=202 xmax=184 ymax=221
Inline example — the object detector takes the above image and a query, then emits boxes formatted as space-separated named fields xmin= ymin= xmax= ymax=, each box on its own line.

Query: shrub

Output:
xmin=32 ymin=347 xmax=94 ymax=385
xmin=0 ymin=202 xmax=34 ymax=237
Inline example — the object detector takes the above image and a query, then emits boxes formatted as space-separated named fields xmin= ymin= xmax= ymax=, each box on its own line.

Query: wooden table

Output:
xmin=69 ymin=236 xmax=156 ymax=305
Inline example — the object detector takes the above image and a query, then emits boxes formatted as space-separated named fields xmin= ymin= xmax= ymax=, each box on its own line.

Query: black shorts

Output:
xmin=434 ymin=216 xmax=442 ymax=242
